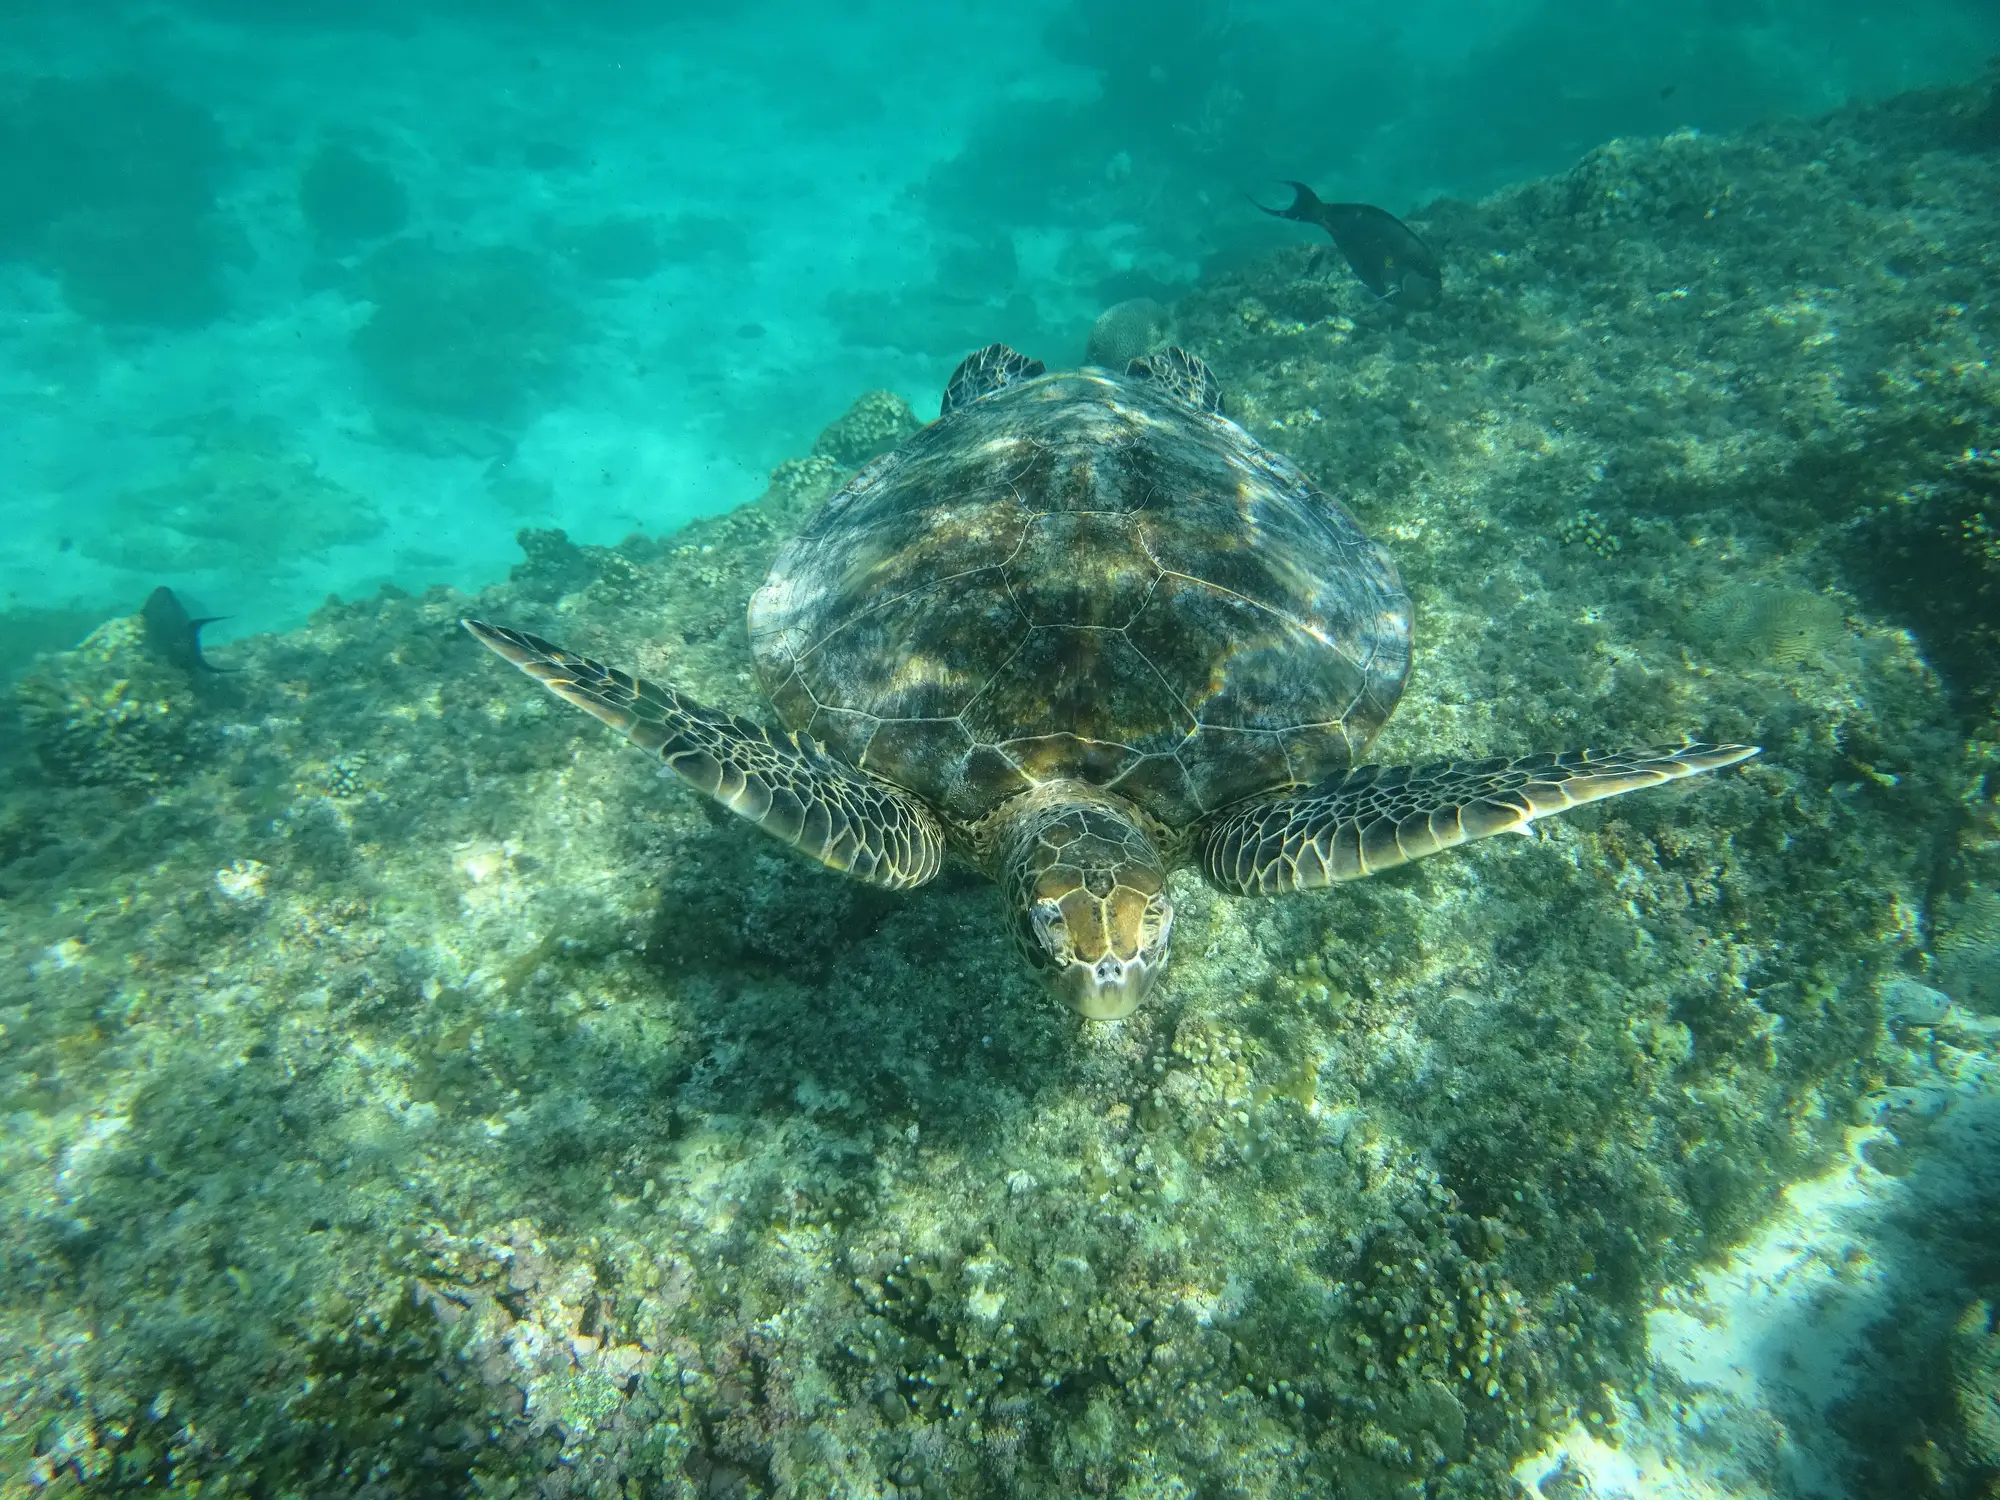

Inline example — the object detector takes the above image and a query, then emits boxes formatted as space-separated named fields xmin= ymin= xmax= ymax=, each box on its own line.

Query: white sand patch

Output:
xmin=1516 ymin=1027 xmax=2000 ymax=1499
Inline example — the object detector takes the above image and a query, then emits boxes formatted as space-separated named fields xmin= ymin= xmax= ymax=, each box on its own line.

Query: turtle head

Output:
xmin=998 ymin=790 xmax=1173 ymax=1020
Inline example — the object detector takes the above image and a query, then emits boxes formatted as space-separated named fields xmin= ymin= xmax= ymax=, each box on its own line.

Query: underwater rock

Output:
xmin=1085 ymin=296 xmax=1175 ymax=369
xmin=0 ymin=73 xmax=234 ymax=325
xmin=810 ymin=390 xmax=920 ymax=469
xmin=298 ymin=142 xmax=408 ymax=248
xmin=12 ymin=612 xmax=206 ymax=787
xmin=1882 ymin=975 xmax=1953 ymax=1026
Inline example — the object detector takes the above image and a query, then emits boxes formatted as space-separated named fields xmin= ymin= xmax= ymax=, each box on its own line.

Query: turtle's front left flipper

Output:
xmin=464 ymin=620 xmax=945 ymax=890
xmin=1200 ymin=743 xmax=1758 ymax=896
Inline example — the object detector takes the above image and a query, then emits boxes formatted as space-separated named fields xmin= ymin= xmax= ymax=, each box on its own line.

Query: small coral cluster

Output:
xmin=812 ymin=391 xmax=922 ymax=469
xmin=12 ymin=613 xmax=206 ymax=788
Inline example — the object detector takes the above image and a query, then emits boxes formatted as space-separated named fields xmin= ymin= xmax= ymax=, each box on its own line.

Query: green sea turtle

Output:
xmin=465 ymin=343 xmax=1755 ymax=1018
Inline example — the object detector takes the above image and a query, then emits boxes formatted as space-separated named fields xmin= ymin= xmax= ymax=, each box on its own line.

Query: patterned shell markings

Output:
xmin=747 ymin=368 xmax=1414 ymax=831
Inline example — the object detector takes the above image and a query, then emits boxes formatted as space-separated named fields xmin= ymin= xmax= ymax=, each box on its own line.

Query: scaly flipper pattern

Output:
xmin=464 ymin=620 xmax=945 ymax=890
xmin=941 ymin=343 xmax=1047 ymax=416
xmin=1127 ymin=347 xmax=1223 ymax=415
xmin=1199 ymin=743 xmax=1759 ymax=896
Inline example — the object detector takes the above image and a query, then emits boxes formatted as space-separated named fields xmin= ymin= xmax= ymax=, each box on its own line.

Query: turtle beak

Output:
xmin=1052 ymin=949 xmax=1165 ymax=1021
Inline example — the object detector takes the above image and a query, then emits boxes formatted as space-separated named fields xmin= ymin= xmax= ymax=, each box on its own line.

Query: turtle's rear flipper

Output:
xmin=941 ymin=343 xmax=1046 ymax=416
xmin=464 ymin=620 xmax=945 ymax=890
xmin=1199 ymin=743 xmax=1758 ymax=896
xmin=1127 ymin=348 xmax=1223 ymax=415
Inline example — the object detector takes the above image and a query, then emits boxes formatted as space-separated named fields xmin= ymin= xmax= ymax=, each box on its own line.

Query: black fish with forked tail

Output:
xmin=140 ymin=586 xmax=234 ymax=675
xmin=1253 ymin=182 xmax=1441 ymax=308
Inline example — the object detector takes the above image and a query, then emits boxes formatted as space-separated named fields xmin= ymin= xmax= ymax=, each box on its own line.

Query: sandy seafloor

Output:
xmin=5 ymin=11 xmax=2000 ymax=1500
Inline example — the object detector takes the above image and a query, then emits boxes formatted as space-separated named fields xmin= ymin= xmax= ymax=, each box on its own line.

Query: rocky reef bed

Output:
xmin=3 ymin=74 xmax=1999 ymax=1500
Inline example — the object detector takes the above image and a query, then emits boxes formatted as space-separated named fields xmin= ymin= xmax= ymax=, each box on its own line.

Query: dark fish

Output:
xmin=140 ymin=586 xmax=233 ymax=675
xmin=1253 ymin=182 xmax=1442 ymax=309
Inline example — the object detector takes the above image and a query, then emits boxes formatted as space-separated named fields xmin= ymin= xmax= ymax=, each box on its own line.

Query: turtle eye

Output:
xmin=1140 ymin=896 xmax=1174 ymax=954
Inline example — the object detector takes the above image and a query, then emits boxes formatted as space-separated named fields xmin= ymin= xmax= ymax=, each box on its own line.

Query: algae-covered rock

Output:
xmin=13 ymin=614 xmax=205 ymax=787
xmin=812 ymin=389 xmax=921 ymax=468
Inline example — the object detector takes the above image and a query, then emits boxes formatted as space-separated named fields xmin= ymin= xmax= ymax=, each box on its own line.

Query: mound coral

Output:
xmin=12 ymin=613 xmax=205 ymax=788
xmin=812 ymin=390 xmax=921 ymax=469
xmin=1085 ymin=296 xmax=1175 ymax=369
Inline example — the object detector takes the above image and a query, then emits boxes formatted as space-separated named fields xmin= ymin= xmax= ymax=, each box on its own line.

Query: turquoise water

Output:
xmin=2 ymin=0 xmax=1994 ymax=641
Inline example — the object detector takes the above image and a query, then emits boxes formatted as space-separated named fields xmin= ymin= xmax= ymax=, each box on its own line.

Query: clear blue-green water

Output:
xmin=1 ymin=0 xmax=1994 ymax=640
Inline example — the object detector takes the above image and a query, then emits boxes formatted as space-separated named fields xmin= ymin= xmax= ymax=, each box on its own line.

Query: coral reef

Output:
xmin=0 ymin=73 xmax=235 ymax=325
xmin=811 ymin=390 xmax=922 ymax=469
xmin=299 ymin=142 xmax=409 ymax=249
xmin=3 ymin=75 xmax=1999 ymax=1499
xmin=1083 ymin=297 xmax=1174 ymax=370
xmin=81 ymin=416 xmax=384 ymax=574
xmin=351 ymin=240 xmax=586 ymax=431
xmin=11 ymin=613 xmax=207 ymax=788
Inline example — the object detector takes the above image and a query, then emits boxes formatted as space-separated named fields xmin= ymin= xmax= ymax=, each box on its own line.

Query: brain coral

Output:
xmin=1086 ymin=296 xmax=1175 ymax=369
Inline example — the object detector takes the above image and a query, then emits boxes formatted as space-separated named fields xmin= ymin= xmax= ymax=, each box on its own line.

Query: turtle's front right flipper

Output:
xmin=464 ymin=620 xmax=944 ymax=890
xmin=1200 ymin=743 xmax=1759 ymax=896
